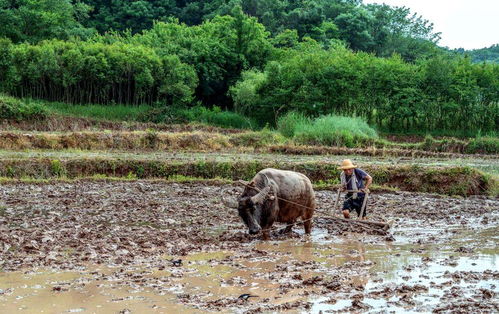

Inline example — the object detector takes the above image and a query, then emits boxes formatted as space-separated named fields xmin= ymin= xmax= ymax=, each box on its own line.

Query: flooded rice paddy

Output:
xmin=0 ymin=181 xmax=498 ymax=312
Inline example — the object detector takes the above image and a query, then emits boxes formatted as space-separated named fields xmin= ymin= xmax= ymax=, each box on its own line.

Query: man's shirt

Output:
xmin=345 ymin=168 xmax=369 ymax=190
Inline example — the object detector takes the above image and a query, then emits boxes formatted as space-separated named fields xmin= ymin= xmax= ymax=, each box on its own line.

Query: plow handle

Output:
xmin=358 ymin=192 xmax=369 ymax=220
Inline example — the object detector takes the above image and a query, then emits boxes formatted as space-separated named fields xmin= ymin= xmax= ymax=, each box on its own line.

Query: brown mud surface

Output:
xmin=0 ymin=181 xmax=498 ymax=312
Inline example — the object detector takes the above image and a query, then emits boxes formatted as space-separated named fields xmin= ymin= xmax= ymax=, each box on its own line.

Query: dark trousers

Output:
xmin=342 ymin=193 xmax=367 ymax=217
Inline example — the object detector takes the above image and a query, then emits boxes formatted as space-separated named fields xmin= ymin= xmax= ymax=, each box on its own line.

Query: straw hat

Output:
xmin=338 ymin=159 xmax=357 ymax=170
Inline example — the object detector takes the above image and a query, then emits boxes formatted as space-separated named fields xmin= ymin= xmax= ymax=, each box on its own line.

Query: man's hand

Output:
xmin=360 ymin=188 xmax=370 ymax=193
xmin=340 ymin=186 xmax=346 ymax=192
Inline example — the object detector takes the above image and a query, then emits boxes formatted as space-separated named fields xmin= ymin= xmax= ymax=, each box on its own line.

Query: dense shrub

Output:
xmin=0 ymin=95 xmax=48 ymax=121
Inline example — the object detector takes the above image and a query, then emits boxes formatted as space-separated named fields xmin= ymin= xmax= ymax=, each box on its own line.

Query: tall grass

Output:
xmin=278 ymin=112 xmax=378 ymax=147
xmin=183 ymin=106 xmax=256 ymax=129
xmin=140 ymin=105 xmax=256 ymax=129
xmin=43 ymin=101 xmax=152 ymax=121
xmin=277 ymin=111 xmax=310 ymax=138
xmin=2 ymin=95 xmax=257 ymax=129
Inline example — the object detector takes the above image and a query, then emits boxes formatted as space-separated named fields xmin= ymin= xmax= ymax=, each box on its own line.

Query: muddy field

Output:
xmin=0 ymin=181 xmax=498 ymax=313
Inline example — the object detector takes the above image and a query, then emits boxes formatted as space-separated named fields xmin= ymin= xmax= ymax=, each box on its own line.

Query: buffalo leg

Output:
xmin=304 ymin=219 xmax=312 ymax=234
xmin=262 ymin=230 xmax=270 ymax=240
xmin=303 ymin=198 xmax=316 ymax=234
xmin=279 ymin=222 xmax=294 ymax=234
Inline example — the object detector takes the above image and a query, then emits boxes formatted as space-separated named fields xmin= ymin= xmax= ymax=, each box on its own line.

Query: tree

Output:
xmin=365 ymin=4 xmax=441 ymax=61
xmin=0 ymin=0 xmax=93 ymax=43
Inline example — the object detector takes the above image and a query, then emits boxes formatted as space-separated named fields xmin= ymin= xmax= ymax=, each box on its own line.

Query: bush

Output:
xmin=277 ymin=111 xmax=310 ymax=138
xmin=278 ymin=113 xmax=378 ymax=147
xmin=0 ymin=95 xmax=48 ymax=121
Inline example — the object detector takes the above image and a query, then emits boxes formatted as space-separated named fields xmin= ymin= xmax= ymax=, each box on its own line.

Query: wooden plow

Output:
xmin=329 ymin=189 xmax=391 ymax=234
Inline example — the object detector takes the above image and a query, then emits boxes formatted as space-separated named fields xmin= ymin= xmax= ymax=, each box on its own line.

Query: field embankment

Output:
xmin=0 ymin=152 xmax=494 ymax=196
xmin=0 ymin=116 xmax=245 ymax=134
xmin=1 ymin=130 xmax=499 ymax=157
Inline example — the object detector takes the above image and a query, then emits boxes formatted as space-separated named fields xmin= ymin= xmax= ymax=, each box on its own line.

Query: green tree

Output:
xmin=0 ymin=0 xmax=93 ymax=43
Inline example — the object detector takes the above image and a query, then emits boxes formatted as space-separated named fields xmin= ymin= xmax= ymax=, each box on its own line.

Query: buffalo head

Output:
xmin=221 ymin=176 xmax=275 ymax=235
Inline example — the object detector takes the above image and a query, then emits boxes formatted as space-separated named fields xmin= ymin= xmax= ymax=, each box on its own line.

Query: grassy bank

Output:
xmin=0 ymin=157 xmax=493 ymax=196
xmin=45 ymin=102 xmax=152 ymax=121
xmin=0 ymin=95 xmax=255 ymax=129
xmin=1 ymin=130 xmax=498 ymax=156
xmin=2 ymin=95 xmax=498 ymax=154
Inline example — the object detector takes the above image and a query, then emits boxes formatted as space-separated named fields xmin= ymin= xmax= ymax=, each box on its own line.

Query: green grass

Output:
xmin=184 ymin=106 xmax=256 ymax=129
xmin=139 ymin=105 xmax=256 ymax=129
xmin=43 ymin=101 xmax=152 ymax=121
xmin=277 ymin=111 xmax=311 ymax=138
xmin=379 ymin=128 xmax=498 ymax=139
xmin=278 ymin=112 xmax=379 ymax=147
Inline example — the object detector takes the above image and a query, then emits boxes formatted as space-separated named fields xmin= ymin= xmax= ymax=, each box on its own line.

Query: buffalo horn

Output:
xmin=250 ymin=185 xmax=271 ymax=204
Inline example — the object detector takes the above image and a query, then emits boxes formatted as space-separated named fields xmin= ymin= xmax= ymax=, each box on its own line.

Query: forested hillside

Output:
xmin=0 ymin=0 xmax=497 ymax=135
xmin=454 ymin=44 xmax=499 ymax=64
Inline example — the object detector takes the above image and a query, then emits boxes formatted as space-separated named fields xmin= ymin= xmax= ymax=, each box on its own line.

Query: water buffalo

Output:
xmin=222 ymin=168 xmax=315 ymax=240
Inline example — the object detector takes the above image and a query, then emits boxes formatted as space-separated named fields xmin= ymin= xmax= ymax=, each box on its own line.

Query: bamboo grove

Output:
xmin=0 ymin=11 xmax=498 ymax=134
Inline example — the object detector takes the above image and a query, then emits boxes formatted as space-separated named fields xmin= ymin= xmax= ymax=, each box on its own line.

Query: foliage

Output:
xmin=0 ymin=94 xmax=48 ymax=121
xmin=453 ymin=44 xmax=499 ymax=64
xmin=232 ymin=46 xmax=499 ymax=135
xmin=80 ymin=0 xmax=441 ymax=60
xmin=127 ymin=11 xmax=272 ymax=106
xmin=0 ymin=0 xmax=94 ymax=43
xmin=0 ymin=38 xmax=198 ymax=105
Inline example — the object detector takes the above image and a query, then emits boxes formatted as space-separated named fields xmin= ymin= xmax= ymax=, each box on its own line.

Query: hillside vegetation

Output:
xmin=0 ymin=1 xmax=497 ymax=137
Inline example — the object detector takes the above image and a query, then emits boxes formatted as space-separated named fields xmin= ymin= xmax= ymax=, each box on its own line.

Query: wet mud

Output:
xmin=0 ymin=181 xmax=498 ymax=312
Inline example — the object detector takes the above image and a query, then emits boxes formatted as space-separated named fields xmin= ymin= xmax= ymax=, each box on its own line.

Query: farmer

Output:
xmin=338 ymin=159 xmax=372 ymax=220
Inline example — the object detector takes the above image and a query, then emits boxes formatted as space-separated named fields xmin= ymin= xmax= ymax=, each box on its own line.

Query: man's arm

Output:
xmin=362 ymin=174 xmax=372 ymax=192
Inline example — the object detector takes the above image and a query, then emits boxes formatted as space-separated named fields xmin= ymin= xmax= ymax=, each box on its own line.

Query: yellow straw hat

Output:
xmin=338 ymin=159 xmax=357 ymax=170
